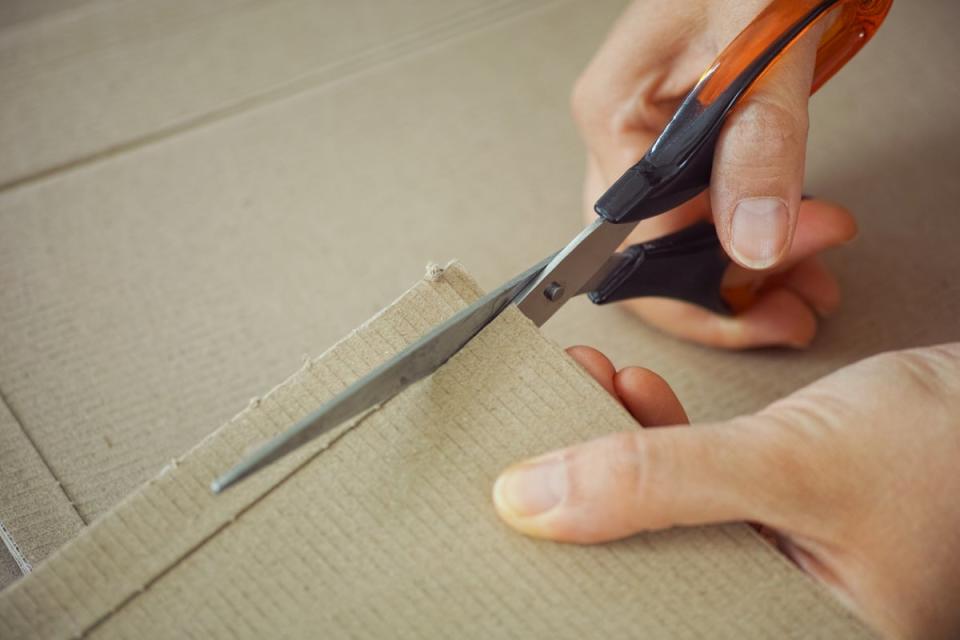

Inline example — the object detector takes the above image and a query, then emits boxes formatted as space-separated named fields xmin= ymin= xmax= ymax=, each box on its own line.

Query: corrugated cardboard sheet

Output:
xmin=0 ymin=398 xmax=84 ymax=574
xmin=0 ymin=0 xmax=957 ymax=632
xmin=0 ymin=265 xmax=871 ymax=638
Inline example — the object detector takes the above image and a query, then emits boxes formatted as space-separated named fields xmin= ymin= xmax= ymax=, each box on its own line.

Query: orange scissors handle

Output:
xmin=704 ymin=0 xmax=893 ymax=102
xmin=594 ymin=0 xmax=892 ymax=226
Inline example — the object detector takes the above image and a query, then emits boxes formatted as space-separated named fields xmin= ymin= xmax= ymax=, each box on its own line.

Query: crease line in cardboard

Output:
xmin=0 ymin=388 xmax=86 ymax=530
xmin=0 ymin=0 xmax=562 ymax=194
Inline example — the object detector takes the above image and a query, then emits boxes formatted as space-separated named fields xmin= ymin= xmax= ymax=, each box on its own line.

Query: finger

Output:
xmin=711 ymin=22 xmax=824 ymax=270
xmin=613 ymin=367 xmax=688 ymax=427
xmin=623 ymin=286 xmax=818 ymax=349
xmin=566 ymin=347 xmax=689 ymax=427
xmin=721 ymin=198 xmax=854 ymax=288
xmin=716 ymin=199 xmax=854 ymax=321
xmin=774 ymin=256 xmax=840 ymax=318
xmin=786 ymin=199 xmax=857 ymax=265
xmin=493 ymin=417 xmax=806 ymax=543
xmin=619 ymin=199 xmax=853 ymax=349
xmin=565 ymin=346 xmax=617 ymax=397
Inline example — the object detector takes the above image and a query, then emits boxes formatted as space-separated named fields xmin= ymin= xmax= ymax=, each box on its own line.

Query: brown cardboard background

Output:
xmin=0 ymin=547 xmax=19 ymax=592
xmin=0 ymin=0 xmax=558 ymax=189
xmin=0 ymin=0 xmax=957 ymax=598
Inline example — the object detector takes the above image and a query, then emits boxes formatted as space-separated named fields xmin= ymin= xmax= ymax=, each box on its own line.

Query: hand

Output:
xmin=493 ymin=345 xmax=960 ymax=639
xmin=574 ymin=0 xmax=858 ymax=348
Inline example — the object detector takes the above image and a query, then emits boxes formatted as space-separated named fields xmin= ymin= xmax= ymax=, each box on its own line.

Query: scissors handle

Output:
xmin=594 ymin=0 xmax=892 ymax=225
xmin=588 ymin=221 xmax=732 ymax=314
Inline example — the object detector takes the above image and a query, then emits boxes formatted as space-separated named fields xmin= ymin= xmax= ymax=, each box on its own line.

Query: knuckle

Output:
xmin=611 ymin=431 xmax=672 ymax=530
xmin=553 ymin=432 xmax=663 ymax=543
xmin=726 ymin=97 xmax=808 ymax=167
xmin=570 ymin=71 xmax=606 ymax=134
xmin=570 ymin=69 xmax=659 ymax=146
xmin=566 ymin=433 xmax=645 ymax=506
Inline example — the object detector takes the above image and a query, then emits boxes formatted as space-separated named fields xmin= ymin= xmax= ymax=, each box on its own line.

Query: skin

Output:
xmin=492 ymin=2 xmax=960 ymax=638
xmin=494 ymin=345 xmax=960 ymax=639
xmin=572 ymin=0 xmax=852 ymax=348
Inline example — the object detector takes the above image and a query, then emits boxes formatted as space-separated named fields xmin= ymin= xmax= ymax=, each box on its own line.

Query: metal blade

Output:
xmin=515 ymin=218 xmax=639 ymax=326
xmin=575 ymin=252 xmax=630 ymax=297
xmin=210 ymin=259 xmax=549 ymax=493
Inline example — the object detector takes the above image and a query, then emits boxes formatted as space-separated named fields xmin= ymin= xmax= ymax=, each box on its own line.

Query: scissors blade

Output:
xmin=211 ymin=258 xmax=549 ymax=493
xmin=515 ymin=217 xmax=639 ymax=326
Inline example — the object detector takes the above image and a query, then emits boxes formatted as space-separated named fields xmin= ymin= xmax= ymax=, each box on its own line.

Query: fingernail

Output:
xmin=731 ymin=197 xmax=789 ymax=269
xmin=494 ymin=457 xmax=567 ymax=518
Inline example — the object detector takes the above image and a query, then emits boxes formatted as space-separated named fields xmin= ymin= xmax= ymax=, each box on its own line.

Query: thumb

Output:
xmin=493 ymin=418 xmax=806 ymax=544
xmin=711 ymin=22 xmax=823 ymax=270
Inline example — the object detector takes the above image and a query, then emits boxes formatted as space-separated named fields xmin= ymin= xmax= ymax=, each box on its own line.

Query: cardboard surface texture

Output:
xmin=0 ymin=265 xmax=872 ymax=638
xmin=0 ymin=0 xmax=556 ymax=190
xmin=0 ymin=0 xmax=957 ymax=631
xmin=0 ymin=398 xmax=83 ymax=575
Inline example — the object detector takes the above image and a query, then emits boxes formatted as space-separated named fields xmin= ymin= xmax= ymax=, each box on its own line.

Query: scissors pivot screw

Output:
xmin=543 ymin=282 xmax=565 ymax=302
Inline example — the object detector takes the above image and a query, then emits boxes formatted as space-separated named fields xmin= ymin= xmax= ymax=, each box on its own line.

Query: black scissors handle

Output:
xmin=588 ymin=221 xmax=732 ymax=314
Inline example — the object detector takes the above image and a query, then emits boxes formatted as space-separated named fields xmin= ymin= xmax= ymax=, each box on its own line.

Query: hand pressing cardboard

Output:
xmin=493 ymin=344 xmax=960 ymax=639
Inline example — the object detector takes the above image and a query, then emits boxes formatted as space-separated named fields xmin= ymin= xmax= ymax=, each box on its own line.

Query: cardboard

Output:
xmin=0 ymin=397 xmax=84 ymax=580
xmin=0 ymin=264 xmax=871 ymax=638
xmin=0 ymin=0 xmax=558 ymax=190
xmin=0 ymin=0 xmax=957 ymax=631
xmin=0 ymin=547 xmax=19 ymax=593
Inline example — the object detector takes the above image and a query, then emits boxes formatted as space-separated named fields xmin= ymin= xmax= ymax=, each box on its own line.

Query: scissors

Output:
xmin=212 ymin=0 xmax=891 ymax=493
